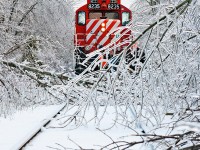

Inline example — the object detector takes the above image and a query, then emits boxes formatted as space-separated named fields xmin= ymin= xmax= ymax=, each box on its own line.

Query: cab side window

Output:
xmin=78 ymin=11 xmax=86 ymax=25
xmin=122 ymin=12 xmax=130 ymax=26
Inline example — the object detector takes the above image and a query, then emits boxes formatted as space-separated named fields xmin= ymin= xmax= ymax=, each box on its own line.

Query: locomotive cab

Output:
xmin=74 ymin=0 xmax=135 ymax=75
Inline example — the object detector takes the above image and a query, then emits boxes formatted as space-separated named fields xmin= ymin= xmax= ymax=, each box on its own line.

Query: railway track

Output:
xmin=11 ymin=103 xmax=68 ymax=150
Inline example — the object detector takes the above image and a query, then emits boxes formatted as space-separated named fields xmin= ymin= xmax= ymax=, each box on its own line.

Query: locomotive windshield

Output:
xmin=89 ymin=12 xmax=102 ymax=19
xmin=105 ymin=12 xmax=119 ymax=19
xmin=89 ymin=12 xmax=119 ymax=19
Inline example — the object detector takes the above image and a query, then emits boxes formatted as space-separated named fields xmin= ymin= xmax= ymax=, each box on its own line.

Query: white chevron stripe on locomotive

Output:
xmin=86 ymin=19 xmax=95 ymax=31
xmin=86 ymin=19 xmax=121 ymax=48
xmin=86 ymin=19 xmax=105 ymax=42
xmin=99 ymin=20 xmax=120 ymax=46
xmin=97 ymin=20 xmax=113 ymax=45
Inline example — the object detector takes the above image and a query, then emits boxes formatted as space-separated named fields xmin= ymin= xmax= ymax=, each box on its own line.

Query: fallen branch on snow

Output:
xmin=1 ymin=60 xmax=70 ymax=81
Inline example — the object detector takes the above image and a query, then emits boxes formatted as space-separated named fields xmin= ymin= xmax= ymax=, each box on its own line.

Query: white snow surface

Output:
xmin=0 ymin=104 xmax=192 ymax=150
xmin=0 ymin=105 xmax=147 ymax=150
xmin=24 ymin=106 xmax=142 ymax=150
xmin=0 ymin=105 xmax=64 ymax=150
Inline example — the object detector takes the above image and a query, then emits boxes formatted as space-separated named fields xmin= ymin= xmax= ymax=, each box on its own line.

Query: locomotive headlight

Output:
xmin=101 ymin=27 xmax=106 ymax=32
xmin=101 ymin=22 xmax=106 ymax=32
xmin=101 ymin=23 xmax=106 ymax=27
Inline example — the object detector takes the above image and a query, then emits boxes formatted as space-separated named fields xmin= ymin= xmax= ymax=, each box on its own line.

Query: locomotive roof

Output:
xmin=77 ymin=0 xmax=131 ymax=12
xmin=87 ymin=0 xmax=121 ymax=4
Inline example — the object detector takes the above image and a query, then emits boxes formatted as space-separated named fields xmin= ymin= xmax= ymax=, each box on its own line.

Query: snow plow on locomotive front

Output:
xmin=74 ymin=0 xmax=145 ymax=75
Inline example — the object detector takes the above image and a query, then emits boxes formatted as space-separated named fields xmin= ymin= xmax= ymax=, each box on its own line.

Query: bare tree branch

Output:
xmin=18 ymin=2 xmax=38 ymax=26
xmin=3 ymin=39 xmax=41 ymax=55
xmin=1 ymin=60 xmax=70 ymax=81
xmin=9 ymin=0 xmax=19 ymax=21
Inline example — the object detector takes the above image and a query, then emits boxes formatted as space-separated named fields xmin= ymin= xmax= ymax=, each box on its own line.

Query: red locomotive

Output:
xmin=74 ymin=0 xmax=144 ymax=75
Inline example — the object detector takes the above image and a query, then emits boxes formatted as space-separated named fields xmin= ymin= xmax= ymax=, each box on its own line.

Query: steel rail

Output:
xmin=11 ymin=103 xmax=68 ymax=150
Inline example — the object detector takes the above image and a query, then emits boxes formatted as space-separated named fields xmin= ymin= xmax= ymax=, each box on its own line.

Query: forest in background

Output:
xmin=0 ymin=0 xmax=76 ymax=115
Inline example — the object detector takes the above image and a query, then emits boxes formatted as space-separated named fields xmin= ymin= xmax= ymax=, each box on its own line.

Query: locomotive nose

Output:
xmin=86 ymin=19 xmax=121 ymax=52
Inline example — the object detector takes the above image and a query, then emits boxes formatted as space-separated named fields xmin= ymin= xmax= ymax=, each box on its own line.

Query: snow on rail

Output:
xmin=0 ymin=104 xmax=66 ymax=150
xmin=15 ymin=104 xmax=67 ymax=150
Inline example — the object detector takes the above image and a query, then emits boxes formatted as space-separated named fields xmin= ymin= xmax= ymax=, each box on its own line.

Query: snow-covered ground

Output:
xmin=0 ymin=105 xmax=64 ymax=150
xmin=0 ymin=104 xmax=195 ymax=150
xmin=24 ymin=106 xmax=142 ymax=150
xmin=0 ymin=105 xmax=145 ymax=150
xmin=25 ymin=122 xmax=136 ymax=150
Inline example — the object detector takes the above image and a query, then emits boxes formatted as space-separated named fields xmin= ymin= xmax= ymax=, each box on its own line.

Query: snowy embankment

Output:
xmin=23 ymin=105 xmax=197 ymax=150
xmin=24 ymin=106 xmax=153 ymax=150
xmin=0 ymin=105 xmax=64 ymax=150
xmin=0 ymin=104 xmax=195 ymax=150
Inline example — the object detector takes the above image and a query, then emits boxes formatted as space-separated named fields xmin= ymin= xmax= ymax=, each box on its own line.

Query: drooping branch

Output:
xmin=103 ymin=131 xmax=195 ymax=150
xmin=0 ymin=78 xmax=5 ymax=86
xmin=1 ymin=60 xmax=94 ymax=87
xmin=9 ymin=0 xmax=19 ymax=21
xmin=103 ymin=0 xmax=192 ymax=76
xmin=3 ymin=39 xmax=41 ymax=55
xmin=18 ymin=2 xmax=38 ymax=26
xmin=1 ymin=60 xmax=70 ymax=81
xmin=126 ymin=0 xmax=192 ymax=51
